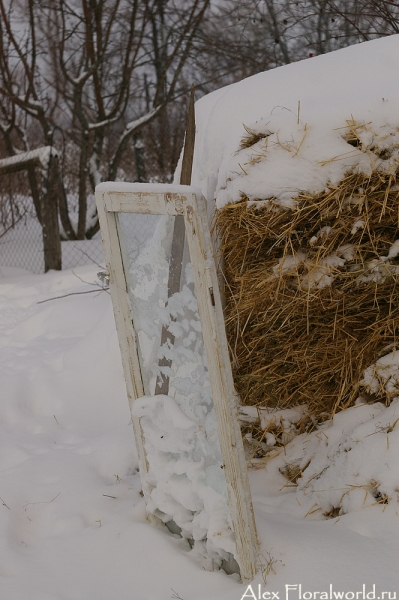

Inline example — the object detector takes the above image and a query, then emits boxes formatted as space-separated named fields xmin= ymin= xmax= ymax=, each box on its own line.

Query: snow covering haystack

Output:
xmin=215 ymin=119 xmax=399 ymax=422
xmin=185 ymin=36 xmax=399 ymax=429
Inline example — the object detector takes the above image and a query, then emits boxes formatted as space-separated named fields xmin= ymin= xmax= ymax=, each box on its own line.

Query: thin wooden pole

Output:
xmin=155 ymin=85 xmax=196 ymax=395
xmin=180 ymin=84 xmax=196 ymax=186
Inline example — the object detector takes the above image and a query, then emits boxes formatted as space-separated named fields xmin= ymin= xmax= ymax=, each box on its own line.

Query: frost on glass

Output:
xmin=116 ymin=213 xmax=238 ymax=570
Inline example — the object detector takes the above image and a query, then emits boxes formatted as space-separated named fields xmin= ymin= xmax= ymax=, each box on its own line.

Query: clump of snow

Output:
xmin=351 ymin=219 xmax=365 ymax=235
xmin=350 ymin=237 xmax=399 ymax=285
xmin=239 ymin=404 xmax=308 ymax=432
xmin=258 ymin=405 xmax=308 ymax=433
xmin=132 ymin=394 xmax=236 ymax=564
xmin=360 ymin=349 xmax=399 ymax=401
xmin=269 ymin=244 xmax=357 ymax=290
xmin=240 ymin=405 xmax=309 ymax=449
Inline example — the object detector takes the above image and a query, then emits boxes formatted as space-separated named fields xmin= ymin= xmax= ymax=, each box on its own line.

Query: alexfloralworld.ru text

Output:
xmin=240 ymin=584 xmax=397 ymax=600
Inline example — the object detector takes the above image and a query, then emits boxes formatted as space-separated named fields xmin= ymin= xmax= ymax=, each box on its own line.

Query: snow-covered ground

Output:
xmin=0 ymin=265 xmax=398 ymax=599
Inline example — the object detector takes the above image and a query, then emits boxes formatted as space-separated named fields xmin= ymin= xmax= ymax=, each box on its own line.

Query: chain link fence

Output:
xmin=0 ymin=176 xmax=104 ymax=274
xmin=61 ymin=238 xmax=104 ymax=271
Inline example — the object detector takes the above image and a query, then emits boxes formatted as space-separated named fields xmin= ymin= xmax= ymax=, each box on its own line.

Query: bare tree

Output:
xmin=0 ymin=0 xmax=210 ymax=241
xmin=1 ymin=0 xmax=397 ymax=248
xmin=196 ymin=0 xmax=398 ymax=95
xmin=324 ymin=0 xmax=399 ymax=38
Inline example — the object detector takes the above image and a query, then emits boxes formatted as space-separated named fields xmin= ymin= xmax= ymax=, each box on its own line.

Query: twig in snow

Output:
xmin=303 ymin=503 xmax=321 ymax=518
xmin=23 ymin=492 xmax=60 ymax=510
xmin=365 ymin=417 xmax=399 ymax=437
xmin=37 ymin=269 xmax=110 ymax=303
xmin=257 ymin=548 xmax=282 ymax=585
xmin=72 ymin=269 xmax=111 ymax=293
xmin=171 ymin=590 xmax=185 ymax=600
xmin=0 ymin=496 xmax=10 ymax=509
xmin=72 ymin=270 xmax=109 ymax=294
xmin=37 ymin=287 xmax=109 ymax=304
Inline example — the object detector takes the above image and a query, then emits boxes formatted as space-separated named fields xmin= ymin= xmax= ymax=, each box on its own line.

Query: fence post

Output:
xmin=41 ymin=154 xmax=62 ymax=271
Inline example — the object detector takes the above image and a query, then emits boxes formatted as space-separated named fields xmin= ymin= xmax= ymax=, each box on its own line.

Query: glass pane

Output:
xmin=117 ymin=212 xmax=238 ymax=572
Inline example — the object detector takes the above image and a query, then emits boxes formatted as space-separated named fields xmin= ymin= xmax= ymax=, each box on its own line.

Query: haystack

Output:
xmin=177 ymin=35 xmax=399 ymax=438
xmin=214 ymin=119 xmax=399 ymax=426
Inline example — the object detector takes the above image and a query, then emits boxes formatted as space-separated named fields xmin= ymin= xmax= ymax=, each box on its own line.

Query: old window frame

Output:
xmin=96 ymin=181 xmax=258 ymax=582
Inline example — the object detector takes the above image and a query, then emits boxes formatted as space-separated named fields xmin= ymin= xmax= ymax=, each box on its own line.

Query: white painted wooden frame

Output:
xmin=95 ymin=182 xmax=258 ymax=582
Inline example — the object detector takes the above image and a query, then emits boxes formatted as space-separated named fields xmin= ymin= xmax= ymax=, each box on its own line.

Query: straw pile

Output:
xmin=215 ymin=124 xmax=399 ymax=425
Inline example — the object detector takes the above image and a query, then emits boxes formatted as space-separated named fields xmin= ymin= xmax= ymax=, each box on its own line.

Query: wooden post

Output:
xmin=42 ymin=153 xmax=62 ymax=271
xmin=180 ymin=84 xmax=196 ymax=187
xmin=0 ymin=148 xmax=62 ymax=271
xmin=155 ymin=85 xmax=196 ymax=395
